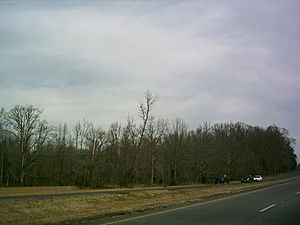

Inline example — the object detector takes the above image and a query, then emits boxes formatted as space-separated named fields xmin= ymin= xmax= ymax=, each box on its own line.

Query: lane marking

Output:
xmin=259 ymin=204 xmax=276 ymax=213
xmin=296 ymin=191 xmax=300 ymax=195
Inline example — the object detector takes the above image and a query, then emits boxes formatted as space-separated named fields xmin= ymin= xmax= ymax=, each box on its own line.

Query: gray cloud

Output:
xmin=0 ymin=0 xmax=299 ymax=157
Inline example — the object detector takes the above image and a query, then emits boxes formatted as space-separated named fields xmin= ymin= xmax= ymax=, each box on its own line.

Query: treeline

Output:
xmin=0 ymin=92 xmax=297 ymax=187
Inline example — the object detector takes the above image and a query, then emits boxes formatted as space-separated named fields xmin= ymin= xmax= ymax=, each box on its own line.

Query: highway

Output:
xmin=95 ymin=179 xmax=300 ymax=225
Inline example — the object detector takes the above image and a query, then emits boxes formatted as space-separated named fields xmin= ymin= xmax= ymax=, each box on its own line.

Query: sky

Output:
xmin=0 ymin=0 xmax=299 ymax=158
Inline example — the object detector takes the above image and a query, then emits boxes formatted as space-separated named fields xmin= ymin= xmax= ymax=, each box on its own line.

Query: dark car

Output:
xmin=215 ymin=175 xmax=230 ymax=185
xmin=241 ymin=175 xmax=254 ymax=183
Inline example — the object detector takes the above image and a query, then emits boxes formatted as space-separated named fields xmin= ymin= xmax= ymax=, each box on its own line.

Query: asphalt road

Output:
xmin=96 ymin=179 xmax=300 ymax=225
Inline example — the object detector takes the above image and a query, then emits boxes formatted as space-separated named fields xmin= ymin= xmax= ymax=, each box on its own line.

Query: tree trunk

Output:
xmin=6 ymin=171 xmax=9 ymax=187
xmin=151 ymin=153 xmax=154 ymax=185
xmin=0 ymin=148 xmax=3 ymax=184
xmin=20 ymin=151 xmax=26 ymax=185
xmin=20 ymin=169 xmax=25 ymax=186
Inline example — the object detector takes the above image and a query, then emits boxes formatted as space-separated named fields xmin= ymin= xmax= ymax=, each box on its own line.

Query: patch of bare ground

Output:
xmin=0 ymin=177 xmax=299 ymax=225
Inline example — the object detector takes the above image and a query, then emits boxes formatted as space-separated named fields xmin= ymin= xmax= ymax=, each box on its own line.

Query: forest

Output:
xmin=0 ymin=91 xmax=297 ymax=187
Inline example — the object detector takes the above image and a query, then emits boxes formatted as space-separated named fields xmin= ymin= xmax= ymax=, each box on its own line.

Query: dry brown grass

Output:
xmin=0 ymin=177 xmax=298 ymax=225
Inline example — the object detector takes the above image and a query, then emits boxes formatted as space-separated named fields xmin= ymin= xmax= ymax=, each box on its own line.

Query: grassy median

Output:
xmin=0 ymin=177 xmax=298 ymax=225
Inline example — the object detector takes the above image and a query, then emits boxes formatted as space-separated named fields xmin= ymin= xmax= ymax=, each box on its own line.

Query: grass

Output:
xmin=0 ymin=177 xmax=299 ymax=225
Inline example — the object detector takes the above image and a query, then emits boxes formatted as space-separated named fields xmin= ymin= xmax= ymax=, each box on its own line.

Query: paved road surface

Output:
xmin=95 ymin=179 xmax=300 ymax=225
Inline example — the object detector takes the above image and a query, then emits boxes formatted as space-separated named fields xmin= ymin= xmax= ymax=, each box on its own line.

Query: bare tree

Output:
xmin=55 ymin=123 xmax=69 ymax=185
xmin=74 ymin=119 xmax=93 ymax=150
xmin=74 ymin=122 xmax=81 ymax=150
xmin=134 ymin=91 xmax=158 ymax=182
xmin=146 ymin=116 xmax=168 ymax=184
xmin=137 ymin=90 xmax=158 ymax=148
xmin=85 ymin=125 xmax=106 ymax=160
xmin=108 ymin=122 xmax=121 ymax=179
xmin=5 ymin=105 xmax=52 ymax=185
xmin=121 ymin=90 xmax=158 ymax=185
xmin=169 ymin=118 xmax=188 ymax=185
xmin=84 ymin=123 xmax=106 ymax=186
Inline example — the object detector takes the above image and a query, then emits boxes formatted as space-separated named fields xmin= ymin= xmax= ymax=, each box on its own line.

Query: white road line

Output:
xmin=296 ymin=191 xmax=300 ymax=195
xmin=259 ymin=204 xmax=276 ymax=213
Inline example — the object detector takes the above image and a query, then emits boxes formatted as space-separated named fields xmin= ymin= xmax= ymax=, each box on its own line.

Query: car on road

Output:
xmin=253 ymin=175 xmax=263 ymax=182
xmin=241 ymin=175 xmax=254 ymax=183
xmin=215 ymin=175 xmax=230 ymax=185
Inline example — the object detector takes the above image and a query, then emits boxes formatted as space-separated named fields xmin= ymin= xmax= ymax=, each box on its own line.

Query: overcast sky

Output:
xmin=0 ymin=0 xmax=299 ymax=157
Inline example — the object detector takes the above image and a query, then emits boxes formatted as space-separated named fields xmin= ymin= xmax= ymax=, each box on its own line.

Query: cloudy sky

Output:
xmin=0 ymin=0 xmax=299 ymax=157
